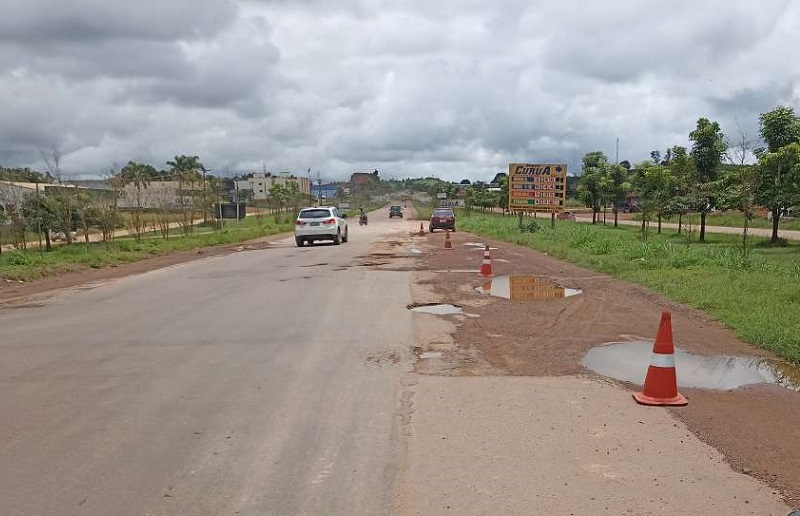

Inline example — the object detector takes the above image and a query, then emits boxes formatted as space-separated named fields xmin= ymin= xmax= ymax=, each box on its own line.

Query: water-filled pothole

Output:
xmin=463 ymin=242 xmax=498 ymax=250
xmin=582 ymin=340 xmax=800 ymax=391
xmin=407 ymin=303 xmax=464 ymax=315
xmin=420 ymin=351 xmax=444 ymax=359
xmin=474 ymin=276 xmax=582 ymax=300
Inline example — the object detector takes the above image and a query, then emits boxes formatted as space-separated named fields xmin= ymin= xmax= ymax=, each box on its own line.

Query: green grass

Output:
xmin=633 ymin=211 xmax=800 ymax=231
xmin=458 ymin=212 xmax=800 ymax=364
xmin=413 ymin=200 xmax=434 ymax=220
xmin=0 ymin=216 xmax=293 ymax=282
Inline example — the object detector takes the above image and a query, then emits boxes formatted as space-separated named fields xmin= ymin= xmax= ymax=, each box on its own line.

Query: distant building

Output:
xmin=235 ymin=172 xmax=311 ymax=201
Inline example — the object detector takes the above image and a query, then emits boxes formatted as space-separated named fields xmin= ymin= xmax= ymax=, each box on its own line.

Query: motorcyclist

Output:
xmin=359 ymin=208 xmax=368 ymax=225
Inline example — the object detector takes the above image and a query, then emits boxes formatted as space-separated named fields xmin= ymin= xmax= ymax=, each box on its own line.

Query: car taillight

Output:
xmin=322 ymin=218 xmax=335 ymax=224
xmin=295 ymin=220 xmax=306 ymax=225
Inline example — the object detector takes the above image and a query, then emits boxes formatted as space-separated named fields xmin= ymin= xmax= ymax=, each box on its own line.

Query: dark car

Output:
xmin=389 ymin=205 xmax=403 ymax=218
xmin=429 ymin=208 xmax=456 ymax=232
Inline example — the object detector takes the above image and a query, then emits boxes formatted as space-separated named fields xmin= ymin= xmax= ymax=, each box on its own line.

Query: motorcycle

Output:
xmin=358 ymin=213 xmax=368 ymax=226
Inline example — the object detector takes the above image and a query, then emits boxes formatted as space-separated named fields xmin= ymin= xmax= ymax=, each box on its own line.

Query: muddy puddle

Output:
xmin=407 ymin=303 xmax=479 ymax=317
xmin=475 ymin=275 xmax=582 ymax=301
xmin=463 ymin=242 xmax=498 ymax=250
xmin=582 ymin=340 xmax=800 ymax=391
xmin=419 ymin=351 xmax=443 ymax=359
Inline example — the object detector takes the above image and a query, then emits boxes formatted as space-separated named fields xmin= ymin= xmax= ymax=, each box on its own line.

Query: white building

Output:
xmin=236 ymin=172 xmax=311 ymax=201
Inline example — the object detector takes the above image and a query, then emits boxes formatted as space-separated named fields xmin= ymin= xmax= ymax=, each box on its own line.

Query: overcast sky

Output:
xmin=1 ymin=0 xmax=798 ymax=182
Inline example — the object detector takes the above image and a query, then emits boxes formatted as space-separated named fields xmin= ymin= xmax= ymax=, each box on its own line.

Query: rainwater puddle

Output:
xmin=420 ymin=351 xmax=443 ymax=359
xmin=407 ymin=303 xmax=480 ymax=317
xmin=582 ymin=340 xmax=800 ymax=391
xmin=474 ymin=276 xmax=582 ymax=301
xmin=463 ymin=242 xmax=497 ymax=250
xmin=409 ymin=248 xmax=422 ymax=254
xmin=408 ymin=303 xmax=463 ymax=315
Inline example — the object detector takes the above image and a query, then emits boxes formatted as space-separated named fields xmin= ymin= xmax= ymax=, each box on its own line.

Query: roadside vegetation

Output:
xmin=0 ymin=216 xmax=293 ymax=282
xmin=458 ymin=211 xmax=800 ymax=364
xmin=574 ymin=105 xmax=800 ymax=253
xmin=631 ymin=211 xmax=800 ymax=232
xmin=412 ymin=199 xmax=433 ymax=220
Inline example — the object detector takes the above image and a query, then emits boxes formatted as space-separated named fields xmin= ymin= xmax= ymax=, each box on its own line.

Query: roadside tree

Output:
xmin=268 ymin=183 xmax=288 ymax=222
xmin=41 ymin=147 xmax=76 ymax=245
xmin=689 ymin=118 xmax=727 ymax=242
xmin=578 ymin=151 xmax=607 ymax=224
xmin=0 ymin=182 xmax=30 ymax=249
xmin=601 ymin=163 xmax=630 ymax=228
xmin=120 ymin=161 xmax=155 ymax=241
xmin=167 ymin=155 xmax=204 ymax=235
xmin=756 ymin=106 xmax=800 ymax=245
xmin=666 ymin=146 xmax=694 ymax=234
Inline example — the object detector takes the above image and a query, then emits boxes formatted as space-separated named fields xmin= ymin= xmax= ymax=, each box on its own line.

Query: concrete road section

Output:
xmin=396 ymin=376 xmax=791 ymax=516
xmin=0 ymin=207 xmax=417 ymax=515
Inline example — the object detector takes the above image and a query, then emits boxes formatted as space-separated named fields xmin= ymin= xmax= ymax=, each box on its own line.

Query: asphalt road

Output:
xmin=0 ymin=211 xmax=414 ymax=515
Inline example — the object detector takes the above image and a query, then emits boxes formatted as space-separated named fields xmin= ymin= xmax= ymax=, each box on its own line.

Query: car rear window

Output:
xmin=433 ymin=209 xmax=454 ymax=217
xmin=299 ymin=209 xmax=331 ymax=219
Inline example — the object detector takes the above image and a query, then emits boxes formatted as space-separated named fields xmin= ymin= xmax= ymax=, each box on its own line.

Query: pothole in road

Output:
xmin=582 ymin=340 xmax=800 ymax=391
xmin=407 ymin=303 xmax=481 ymax=317
xmin=419 ymin=351 xmax=444 ymax=359
xmin=463 ymin=242 xmax=498 ymax=250
xmin=474 ymin=275 xmax=582 ymax=300
xmin=300 ymin=263 xmax=329 ymax=268
xmin=407 ymin=303 xmax=463 ymax=315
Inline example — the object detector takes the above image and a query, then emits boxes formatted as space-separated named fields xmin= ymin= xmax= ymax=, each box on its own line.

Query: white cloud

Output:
xmin=0 ymin=0 xmax=798 ymax=182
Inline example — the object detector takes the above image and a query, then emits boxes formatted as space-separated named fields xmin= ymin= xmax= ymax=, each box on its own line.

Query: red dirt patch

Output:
xmin=412 ymin=228 xmax=800 ymax=506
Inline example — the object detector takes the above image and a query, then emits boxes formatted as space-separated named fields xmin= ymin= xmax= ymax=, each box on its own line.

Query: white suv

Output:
xmin=294 ymin=206 xmax=349 ymax=247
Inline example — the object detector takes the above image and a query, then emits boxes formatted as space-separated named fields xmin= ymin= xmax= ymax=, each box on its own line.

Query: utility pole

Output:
xmin=201 ymin=167 xmax=208 ymax=224
xmin=235 ymin=180 xmax=240 ymax=227
xmin=317 ymin=171 xmax=322 ymax=205
xmin=36 ymin=182 xmax=42 ymax=253
xmin=615 ymin=137 xmax=620 ymax=165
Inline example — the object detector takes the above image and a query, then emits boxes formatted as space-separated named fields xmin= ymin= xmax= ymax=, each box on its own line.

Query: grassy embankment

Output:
xmin=458 ymin=211 xmax=800 ymax=364
xmin=0 ymin=215 xmax=294 ymax=282
xmin=412 ymin=200 xmax=433 ymax=220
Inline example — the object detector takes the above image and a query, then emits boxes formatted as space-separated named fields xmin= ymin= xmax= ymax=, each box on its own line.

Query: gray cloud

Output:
xmin=0 ymin=0 xmax=798 ymax=181
xmin=0 ymin=0 xmax=238 ymax=43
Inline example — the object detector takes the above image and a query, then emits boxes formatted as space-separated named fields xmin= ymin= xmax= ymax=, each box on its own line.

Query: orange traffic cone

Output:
xmin=633 ymin=312 xmax=688 ymax=406
xmin=419 ymin=222 xmax=425 ymax=236
xmin=443 ymin=229 xmax=453 ymax=250
xmin=478 ymin=245 xmax=493 ymax=277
